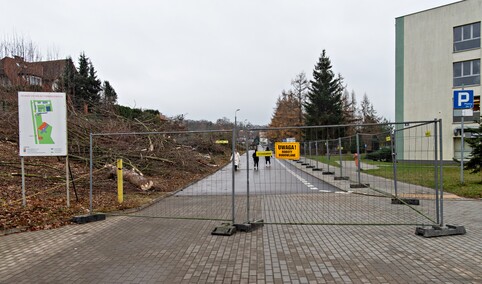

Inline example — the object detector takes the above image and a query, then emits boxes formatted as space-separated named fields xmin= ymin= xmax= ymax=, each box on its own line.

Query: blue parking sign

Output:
xmin=453 ymin=90 xmax=474 ymax=109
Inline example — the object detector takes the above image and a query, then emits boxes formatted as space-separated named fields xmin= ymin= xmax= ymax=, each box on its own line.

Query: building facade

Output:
xmin=396 ymin=0 xmax=481 ymax=161
xmin=0 ymin=56 xmax=74 ymax=92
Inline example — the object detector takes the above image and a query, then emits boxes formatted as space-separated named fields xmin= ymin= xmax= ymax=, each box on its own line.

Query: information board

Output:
xmin=18 ymin=92 xmax=67 ymax=156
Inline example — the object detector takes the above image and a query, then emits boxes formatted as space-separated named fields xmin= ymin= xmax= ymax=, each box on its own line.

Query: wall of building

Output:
xmin=396 ymin=0 xmax=482 ymax=160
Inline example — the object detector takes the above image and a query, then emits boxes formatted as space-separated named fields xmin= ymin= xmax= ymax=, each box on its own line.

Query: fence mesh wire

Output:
xmin=89 ymin=121 xmax=442 ymax=226
xmin=245 ymin=121 xmax=441 ymax=226
xmin=90 ymin=130 xmax=234 ymax=221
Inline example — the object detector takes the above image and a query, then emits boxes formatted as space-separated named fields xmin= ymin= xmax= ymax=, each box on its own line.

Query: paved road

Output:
xmin=1 ymin=154 xmax=481 ymax=283
xmin=177 ymin=151 xmax=340 ymax=196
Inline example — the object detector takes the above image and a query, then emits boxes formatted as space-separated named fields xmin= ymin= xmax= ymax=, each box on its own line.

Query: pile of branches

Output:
xmin=1 ymin=89 xmax=232 ymax=182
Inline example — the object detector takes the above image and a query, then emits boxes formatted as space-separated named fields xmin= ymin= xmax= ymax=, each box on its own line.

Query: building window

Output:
xmin=453 ymin=59 xmax=480 ymax=87
xmin=23 ymin=75 xmax=42 ymax=86
xmin=0 ymin=75 xmax=10 ymax=86
xmin=454 ymin=22 xmax=481 ymax=52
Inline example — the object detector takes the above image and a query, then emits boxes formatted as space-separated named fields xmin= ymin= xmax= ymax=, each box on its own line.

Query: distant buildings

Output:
xmin=395 ymin=0 xmax=481 ymax=160
xmin=0 ymin=56 xmax=74 ymax=91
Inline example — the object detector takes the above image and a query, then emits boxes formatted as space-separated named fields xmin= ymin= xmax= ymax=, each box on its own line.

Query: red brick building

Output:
xmin=0 ymin=56 xmax=74 ymax=91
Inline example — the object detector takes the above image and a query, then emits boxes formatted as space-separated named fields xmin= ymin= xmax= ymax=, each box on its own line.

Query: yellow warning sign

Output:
xmin=425 ymin=131 xmax=431 ymax=137
xmin=386 ymin=136 xmax=391 ymax=142
xmin=256 ymin=151 xmax=272 ymax=157
xmin=215 ymin=140 xmax=229 ymax=144
xmin=275 ymin=142 xmax=300 ymax=160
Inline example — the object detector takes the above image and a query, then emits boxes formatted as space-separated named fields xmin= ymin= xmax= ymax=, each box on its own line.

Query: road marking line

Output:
xmin=276 ymin=159 xmax=322 ymax=193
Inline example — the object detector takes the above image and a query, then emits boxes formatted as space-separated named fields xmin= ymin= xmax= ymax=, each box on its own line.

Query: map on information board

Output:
xmin=18 ymin=92 xmax=67 ymax=156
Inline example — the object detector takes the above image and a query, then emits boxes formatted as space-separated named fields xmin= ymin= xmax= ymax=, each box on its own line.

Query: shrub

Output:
xmin=365 ymin=147 xmax=392 ymax=162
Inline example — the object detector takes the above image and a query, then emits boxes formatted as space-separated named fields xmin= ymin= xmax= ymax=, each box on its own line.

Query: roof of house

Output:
xmin=0 ymin=56 xmax=74 ymax=89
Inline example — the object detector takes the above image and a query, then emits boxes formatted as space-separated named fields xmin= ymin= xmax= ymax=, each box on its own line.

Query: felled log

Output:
xmin=105 ymin=164 xmax=153 ymax=191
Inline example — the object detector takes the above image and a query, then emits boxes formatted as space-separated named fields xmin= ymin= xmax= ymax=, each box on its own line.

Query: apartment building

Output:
xmin=395 ymin=0 xmax=481 ymax=160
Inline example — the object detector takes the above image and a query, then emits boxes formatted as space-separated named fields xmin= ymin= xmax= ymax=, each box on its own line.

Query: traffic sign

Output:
xmin=453 ymin=90 xmax=474 ymax=109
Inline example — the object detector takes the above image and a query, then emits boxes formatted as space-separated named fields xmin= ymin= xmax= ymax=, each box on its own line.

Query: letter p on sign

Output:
xmin=453 ymin=90 xmax=474 ymax=109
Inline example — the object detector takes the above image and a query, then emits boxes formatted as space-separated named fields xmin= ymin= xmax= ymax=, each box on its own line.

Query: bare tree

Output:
xmin=290 ymin=72 xmax=309 ymax=126
xmin=0 ymin=33 xmax=43 ymax=61
xmin=45 ymin=45 xmax=61 ymax=61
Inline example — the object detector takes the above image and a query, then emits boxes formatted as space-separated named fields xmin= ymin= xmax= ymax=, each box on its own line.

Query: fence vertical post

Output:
xmin=391 ymin=130 xmax=398 ymax=197
xmin=89 ymin=132 xmax=93 ymax=215
xmin=308 ymin=141 xmax=312 ymax=167
xmin=231 ymin=128 xmax=236 ymax=225
xmin=356 ymin=133 xmax=361 ymax=184
xmin=338 ymin=137 xmax=343 ymax=177
xmin=326 ymin=140 xmax=330 ymax=172
xmin=246 ymin=130 xmax=250 ymax=223
xmin=315 ymin=141 xmax=319 ymax=169
xmin=434 ymin=119 xmax=440 ymax=225
xmin=439 ymin=119 xmax=444 ymax=226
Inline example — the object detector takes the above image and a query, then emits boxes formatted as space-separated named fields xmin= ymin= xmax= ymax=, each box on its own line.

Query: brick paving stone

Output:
xmin=0 ymin=187 xmax=481 ymax=283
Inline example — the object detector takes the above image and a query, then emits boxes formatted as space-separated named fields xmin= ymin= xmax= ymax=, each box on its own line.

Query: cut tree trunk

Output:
xmin=106 ymin=165 xmax=153 ymax=191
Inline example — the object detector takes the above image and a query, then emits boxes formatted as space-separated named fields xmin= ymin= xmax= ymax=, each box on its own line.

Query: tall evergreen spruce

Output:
xmin=304 ymin=50 xmax=344 ymax=139
xmin=87 ymin=61 xmax=102 ymax=109
xmin=102 ymin=80 xmax=117 ymax=105
xmin=71 ymin=53 xmax=101 ymax=112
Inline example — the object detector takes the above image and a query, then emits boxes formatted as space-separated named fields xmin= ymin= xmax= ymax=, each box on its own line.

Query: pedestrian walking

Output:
xmin=252 ymin=149 xmax=259 ymax=170
xmin=265 ymin=146 xmax=271 ymax=167
xmin=231 ymin=151 xmax=241 ymax=171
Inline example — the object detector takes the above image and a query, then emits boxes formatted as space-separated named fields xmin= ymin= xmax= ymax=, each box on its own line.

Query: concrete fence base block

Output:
xmin=306 ymin=165 xmax=315 ymax=168
xmin=234 ymin=219 xmax=264 ymax=232
xmin=392 ymin=198 xmax=420 ymax=205
xmin=212 ymin=223 xmax=236 ymax=236
xmin=334 ymin=176 xmax=349 ymax=180
xmin=415 ymin=225 xmax=466 ymax=238
xmin=322 ymin=171 xmax=335 ymax=175
xmin=71 ymin=214 xmax=106 ymax=224
xmin=312 ymin=168 xmax=322 ymax=171
xmin=350 ymin=183 xmax=370 ymax=188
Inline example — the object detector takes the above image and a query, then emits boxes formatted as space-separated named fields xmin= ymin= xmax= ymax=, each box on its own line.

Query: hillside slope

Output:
xmin=0 ymin=90 xmax=231 ymax=233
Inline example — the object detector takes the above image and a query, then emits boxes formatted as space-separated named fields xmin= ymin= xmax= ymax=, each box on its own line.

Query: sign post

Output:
xmin=453 ymin=90 xmax=474 ymax=184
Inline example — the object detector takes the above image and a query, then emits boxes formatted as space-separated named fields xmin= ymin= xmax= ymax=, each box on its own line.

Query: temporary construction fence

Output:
xmin=245 ymin=120 xmax=444 ymax=226
xmin=88 ymin=129 xmax=235 ymax=221
xmin=88 ymin=120 xmax=445 ymax=227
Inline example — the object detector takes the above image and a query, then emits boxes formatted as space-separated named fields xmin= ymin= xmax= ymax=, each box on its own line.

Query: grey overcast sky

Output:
xmin=1 ymin=0 xmax=457 ymax=125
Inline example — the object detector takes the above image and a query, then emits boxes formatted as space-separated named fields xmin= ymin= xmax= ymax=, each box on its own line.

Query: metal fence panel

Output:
xmin=243 ymin=121 xmax=441 ymax=226
xmin=89 ymin=130 xmax=235 ymax=221
xmin=88 ymin=120 xmax=442 ymax=226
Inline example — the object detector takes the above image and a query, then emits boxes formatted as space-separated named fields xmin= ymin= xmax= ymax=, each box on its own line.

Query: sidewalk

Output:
xmin=0 ymin=158 xmax=480 ymax=283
